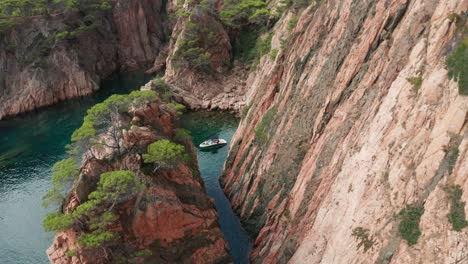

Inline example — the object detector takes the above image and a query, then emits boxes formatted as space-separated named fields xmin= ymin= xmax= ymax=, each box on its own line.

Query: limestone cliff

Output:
xmin=0 ymin=0 xmax=168 ymax=120
xmin=47 ymin=98 xmax=230 ymax=263
xmin=222 ymin=0 xmax=468 ymax=263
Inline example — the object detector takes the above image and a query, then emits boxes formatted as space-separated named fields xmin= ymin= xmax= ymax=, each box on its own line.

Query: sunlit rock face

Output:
xmin=222 ymin=0 xmax=468 ymax=263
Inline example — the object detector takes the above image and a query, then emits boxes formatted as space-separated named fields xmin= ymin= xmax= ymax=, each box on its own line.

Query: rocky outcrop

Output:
xmin=222 ymin=0 xmax=468 ymax=263
xmin=163 ymin=1 xmax=248 ymax=111
xmin=0 ymin=0 xmax=168 ymax=120
xmin=47 ymin=100 xmax=231 ymax=263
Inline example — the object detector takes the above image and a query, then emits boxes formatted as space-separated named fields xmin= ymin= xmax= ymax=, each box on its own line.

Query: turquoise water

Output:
xmin=0 ymin=74 xmax=251 ymax=263
xmin=181 ymin=112 xmax=252 ymax=264
xmin=0 ymin=73 xmax=151 ymax=264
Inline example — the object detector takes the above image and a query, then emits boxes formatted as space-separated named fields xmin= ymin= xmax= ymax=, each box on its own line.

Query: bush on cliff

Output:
xmin=172 ymin=21 xmax=212 ymax=71
xmin=398 ymin=204 xmax=424 ymax=246
xmin=446 ymin=37 xmax=468 ymax=95
xmin=446 ymin=185 xmax=468 ymax=231
xmin=143 ymin=139 xmax=190 ymax=171
xmin=167 ymin=103 xmax=186 ymax=116
xmin=43 ymin=170 xmax=141 ymax=248
xmin=220 ymin=0 xmax=271 ymax=29
xmin=42 ymin=158 xmax=79 ymax=208
xmin=254 ymin=106 xmax=277 ymax=145
xmin=70 ymin=91 xmax=158 ymax=153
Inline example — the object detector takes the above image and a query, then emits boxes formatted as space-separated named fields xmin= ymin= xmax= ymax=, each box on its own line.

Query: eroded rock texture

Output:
xmin=222 ymin=0 xmax=468 ymax=263
xmin=47 ymin=101 xmax=230 ymax=263
xmin=0 ymin=0 xmax=167 ymax=120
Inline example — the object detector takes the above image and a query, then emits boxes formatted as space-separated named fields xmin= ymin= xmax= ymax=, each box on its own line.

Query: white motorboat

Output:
xmin=199 ymin=135 xmax=227 ymax=149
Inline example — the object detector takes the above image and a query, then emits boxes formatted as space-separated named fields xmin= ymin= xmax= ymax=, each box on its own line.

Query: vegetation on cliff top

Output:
xmin=42 ymin=87 xmax=192 ymax=254
xmin=143 ymin=139 xmax=190 ymax=172
xmin=43 ymin=170 xmax=142 ymax=249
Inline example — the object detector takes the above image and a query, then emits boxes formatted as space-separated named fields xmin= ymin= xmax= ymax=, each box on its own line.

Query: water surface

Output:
xmin=0 ymin=73 xmax=150 ymax=264
xmin=0 ymin=74 xmax=252 ymax=263
xmin=182 ymin=112 xmax=252 ymax=264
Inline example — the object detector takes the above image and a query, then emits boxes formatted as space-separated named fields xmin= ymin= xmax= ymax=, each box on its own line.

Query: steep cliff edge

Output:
xmin=0 ymin=0 xmax=168 ymax=120
xmin=45 ymin=93 xmax=230 ymax=263
xmin=222 ymin=0 xmax=468 ymax=263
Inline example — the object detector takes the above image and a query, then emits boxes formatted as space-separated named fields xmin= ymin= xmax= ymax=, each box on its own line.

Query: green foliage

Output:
xmin=446 ymin=185 xmax=468 ymax=231
xmin=446 ymin=37 xmax=467 ymax=95
xmin=132 ymin=249 xmax=153 ymax=258
xmin=174 ymin=128 xmax=191 ymax=143
xmin=241 ymin=103 xmax=252 ymax=118
xmin=269 ymin=49 xmax=279 ymax=60
xmin=172 ymin=21 xmax=212 ymax=71
xmin=406 ymin=76 xmax=423 ymax=93
xmin=351 ymin=227 xmax=375 ymax=252
xmin=152 ymin=77 xmax=169 ymax=90
xmin=77 ymin=230 xmax=117 ymax=249
xmin=166 ymin=103 xmax=186 ymax=116
xmin=42 ymin=158 xmax=79 ymax=208
xmin=254 ymin=106 xmax=277 ymax=145
xmin=0 ymin=19 xmax=17 ymax=33
xmin=88 ymin=170 xmax=141 ymax=207
xmin=43 ymin=212 xmax=74 ymax=232
xmin=447 ymin=146 xmax=459 ymax=175
xmin=0 ymin=0 xmax=112 ymax=18
xmin=220 ymin=0 xmax=271 ymax=28
xmin=288 ymin=15 xmax=299 ymax=31
xmin=398 ymin=204 xmax=424 ymax=246
xmin=128 ymin=90 xmax=158 ymax=107
xmin=71 ymin=91 xmax=158 ymax=144
xmin=232 ymin=29 xmax=272 ymax=64
xmin=143 ymin=140 xmax=189 ymax=170
xmin=65 ymin=249 xmax=78 ymax=257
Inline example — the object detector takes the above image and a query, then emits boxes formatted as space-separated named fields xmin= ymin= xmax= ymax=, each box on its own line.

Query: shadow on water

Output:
xmin=0 ymin=72 xmax=151 ymax=264
xmin=181 ymin=111 xmax=253 ymax=264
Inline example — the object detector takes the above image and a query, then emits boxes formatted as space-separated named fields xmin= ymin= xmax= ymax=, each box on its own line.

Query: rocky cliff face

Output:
xmin=47 ymin=100 xmax=230 ymax=263
xmin=222 ymin=0 xmax=468 ymax=263
xmin=163 ymin=0 xmax=248 ymax=111
xmin=0 ymin=0 xmax=167 ymax=120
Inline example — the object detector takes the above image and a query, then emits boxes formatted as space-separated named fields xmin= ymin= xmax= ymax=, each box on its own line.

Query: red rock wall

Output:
xmin=222 ymin=0 xmax=468 ymax=263
xmin=47 ymin=102 xmax=231 ymax=263
xmin=0 ymin=0 xmax=167 ymax=120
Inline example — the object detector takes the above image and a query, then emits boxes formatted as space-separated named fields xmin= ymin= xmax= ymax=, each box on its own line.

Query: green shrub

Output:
xmin=65 ymin=249 xmax=78 ymax=257
xmin=446 ymin=37 xmax=468 ymax=95
xmin=447 ymin=146 xmax=459 ymax=175
xmin=174 ymin=128 xmax=191 ymax=143
xmin=172 ymin=21 xmax=212 ymax=71
xmin=220 ymin=0 xmax=271 ymax=29
xmin=446 ymin=185 xmax=468 ymax=231
xmin=351 ymin=227 xmax=375 ymax=252
xmin=166 ymin=103 xmax=186 ymax=116
xmin=398 ymin=204 xmax=424 ymax=246
xmin=288 ymin=15 xmax=299 ymax=31
xmin=254 ymin=106 xmax=277 ymax=144
xmin=143 ymin=140 xmax=189 ymax=171
xmin=42 ymin=158 xmax=79 ymax=208
xmin=269 ymin=48 xmax=279 ymax=60
xmin=132 ymin=249 xmax=153 ymax=258
xmin=406 ymin=76 xmax=423 ymax=93
xmin=241 ymin=103 xmax=252 ymax=118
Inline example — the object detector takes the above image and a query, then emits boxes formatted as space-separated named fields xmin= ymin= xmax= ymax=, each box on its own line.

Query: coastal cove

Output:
xmin=0 ymin=73 xmax=251 ymax=263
